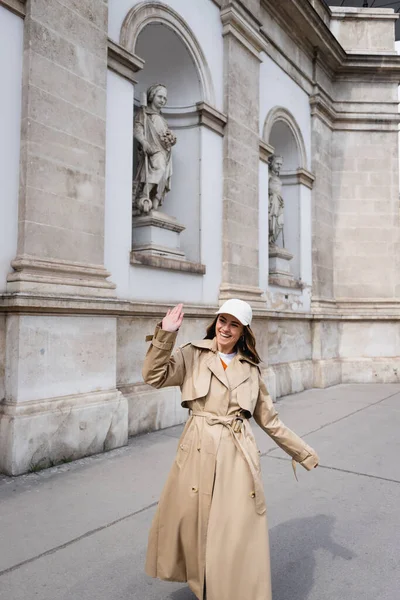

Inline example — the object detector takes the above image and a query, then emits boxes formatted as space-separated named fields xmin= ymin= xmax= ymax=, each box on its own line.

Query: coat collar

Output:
xmin=190 ymin=338 xmax=259 ymax=366
xmin=190 ymin=338 xmax=257 ymax=389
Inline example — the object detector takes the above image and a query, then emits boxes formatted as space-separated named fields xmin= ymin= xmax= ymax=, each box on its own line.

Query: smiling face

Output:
xmin=151 ymin=87 xmax=167 ymax=111
xmin=215 ymin=313 xmax=244 ymax=354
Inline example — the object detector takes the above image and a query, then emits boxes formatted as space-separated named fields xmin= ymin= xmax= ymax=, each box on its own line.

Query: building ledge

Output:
xmin=130 ymin=252 xmax=206 ymax=275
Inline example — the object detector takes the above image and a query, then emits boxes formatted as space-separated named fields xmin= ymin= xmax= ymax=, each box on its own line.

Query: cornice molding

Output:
xmin=259 ymin=140 xmax=274 ymax=164
xmin=261 ymin=0 xmax=400 ymax=97
xmin=311 ymin=92 xmax=400 ymax=131
xmin=196 ymin=102 xmax=227 ymax=136
xmin=107 ymin=39 xmax=144 ymax=83
xmin=0 ymin=0 xmax=25 ymax=17
xmin=221 ymin=4 xmax=264 ymax=59
xmin=3 ymin=293 xmax=400 ymax=321
xmin=280 ymin=168 xmax=315 ymax=189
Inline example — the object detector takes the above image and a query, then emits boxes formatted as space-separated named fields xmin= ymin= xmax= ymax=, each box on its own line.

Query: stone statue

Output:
xmin=133 ymin=84 xmax=177 ymax=215
xmin=268 ymin=154 xmax=285 ymax=247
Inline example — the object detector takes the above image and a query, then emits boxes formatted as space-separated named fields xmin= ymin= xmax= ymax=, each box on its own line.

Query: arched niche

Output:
xmin=120 ymin=2 xmax=215 ymax=264
xmin=263 ymin=107 xmax=307 ymax=170
xmin=120 ymin=2 xmax=214 ymax=105
xmin=263 ymin=107 xmax=309 ymax=282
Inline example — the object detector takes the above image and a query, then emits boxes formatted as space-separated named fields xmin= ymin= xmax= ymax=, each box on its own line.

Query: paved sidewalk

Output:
xmin=1 ymin=383 xmax=400 ymax=600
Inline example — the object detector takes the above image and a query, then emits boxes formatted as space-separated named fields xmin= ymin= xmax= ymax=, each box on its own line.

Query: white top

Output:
xmin=218 ymin=351 xmax=237 ymax=366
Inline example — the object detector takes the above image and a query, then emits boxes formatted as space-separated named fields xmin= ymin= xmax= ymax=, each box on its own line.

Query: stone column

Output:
xmin=0 ymin=0 xmax=127 ymax=476
xmin=219 ymin=2 xmax=265 ymax=307
xmin=7 ymin=0 xmax=115 ymax=297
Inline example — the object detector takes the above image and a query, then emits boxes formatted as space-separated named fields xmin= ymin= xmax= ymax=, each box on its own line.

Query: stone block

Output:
xmin=24 ymin=188 xmax=104 ymax=237
xmin=268 ymin=319 xmax=312 ymax=364
xmin=222 ymin=262 xmax=259 ymax=287
xmin=29 ymin=51 xmax=106 ymax=119
xmin=6 ymin=315 xmax=117 ymax=403
xmin=330 ymin=11 xmax=396 ymax=53
xmin=225 ymin=117 xmax=259 ymax=149
xmin=339 ymin=321 xmax=400 ymax=359
xmin=27 ymin=19 xmax=105 ymax=88
xmin=28 ymin=85 xmax=105 ymax=148
xmin=341 ymin=358 xmax=400 ymax=385
xmin=26 ymin=153 xmax=104 ymax=207
xmin=271 ymin=360 xmax=314 ymax=398
xmin=224 ymin=136 xmax=259 ymax=170
xmin=0 ymin=389 xmax=127 ymax=475
xmin=223 ymin=194 xmax=258 ymax=228
xmin=25 ymin=120 xmax=105 ymax=178
xmin=313 ymin=359 xmax=342 ymax=389
xmin=30 ymin=0 xmax=107 ymax=59
xmin=63 ymin=0 xmax=108 ymax=31
xmin=20 ymin=221 xmax=103 ymax=265
xmin=123 ymin=384 xmax=186 ymax=437
xmin=224 ymin=218 xmax=259 ymax=248
xmin=224 ymin=241 xmax=258 ymax=267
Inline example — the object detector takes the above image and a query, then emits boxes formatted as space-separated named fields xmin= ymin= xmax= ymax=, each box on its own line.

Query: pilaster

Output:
xmin=8 ymin=0 xmax=115 ymax=298
xmin=220 ymin=2 xmax=265 ymax=307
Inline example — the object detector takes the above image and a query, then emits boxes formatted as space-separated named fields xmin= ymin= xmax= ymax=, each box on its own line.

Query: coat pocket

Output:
xmin=175 ymin=421 xmax=195 ymax=469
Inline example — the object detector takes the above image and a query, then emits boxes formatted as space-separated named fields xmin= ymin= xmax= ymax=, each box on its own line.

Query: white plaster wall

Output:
xmin=299 ymin=185 xmax=312 ymax=285
xmin=259 ymin=160 xmax=269 ymax=292
xmin=0 ymin=8 xmax=23 ymax=293
xmin=282 ymin=183 xmax=300 ymax=279
xmin=128 ymin=126 xmax=223 ymax=305
xmin=135 ymin=23 xmax=201 ymax=106
xmin=259 ymin=53 xmax=311 ymax=169
xmin=104 ymin=70 xmax=134 ymax=299
xmin=199 ymin=126 xmax=223 ymax=304
xmin=151 ymin=123 xmax=201 ymax=263
xmin=108 ymin=0 xmax=223 ymax=110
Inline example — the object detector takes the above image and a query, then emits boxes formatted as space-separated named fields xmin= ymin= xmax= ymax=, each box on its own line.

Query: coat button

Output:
xmin=191 ymin=486 xmax=198 ymax=493
xmin=250 ymin=491 xmax=256 ymax=498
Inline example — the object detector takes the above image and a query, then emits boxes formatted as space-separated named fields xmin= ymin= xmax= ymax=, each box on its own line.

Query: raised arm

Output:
xmin=142 ymin=304 xmax=186 ymax=389
xmin=253 ymin=377 xmax=319 ymax=471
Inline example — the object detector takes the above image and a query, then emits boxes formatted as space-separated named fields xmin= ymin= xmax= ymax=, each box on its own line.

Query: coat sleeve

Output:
xmin=253 ymin=377 xmax=319 ymax=471
xmin=142 ymin=324 xmax=186 ymax=389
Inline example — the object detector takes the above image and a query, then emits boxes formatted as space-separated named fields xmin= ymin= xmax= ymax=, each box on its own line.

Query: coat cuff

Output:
xmin=296 ymin=444 xmax=319 ymax=471
xmin=146 ymin=323 xmax=178 ymax=351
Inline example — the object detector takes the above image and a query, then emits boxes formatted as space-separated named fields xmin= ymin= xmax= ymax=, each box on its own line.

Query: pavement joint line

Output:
xmin=265 ymin=389 xmax=400 ymax=456
xmin=0 ymin=501 xmax=159 ymax=578
xmin=263 ymin=454 xmax=400 ymax=485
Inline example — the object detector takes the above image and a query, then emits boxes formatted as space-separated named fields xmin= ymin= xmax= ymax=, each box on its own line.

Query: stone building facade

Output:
xmin=1 ymin=0 xmax=400 ymax=474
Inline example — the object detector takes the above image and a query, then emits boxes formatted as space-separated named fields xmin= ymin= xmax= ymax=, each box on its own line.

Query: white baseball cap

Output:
xmin=216 ymin=299 xmax=253 ymax=326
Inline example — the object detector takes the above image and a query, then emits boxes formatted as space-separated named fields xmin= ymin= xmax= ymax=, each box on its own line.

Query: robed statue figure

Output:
xmin=268 ymin=154 xmax=285 ymax=247
xmin=133 ymin=83 xmax=177 ymax=214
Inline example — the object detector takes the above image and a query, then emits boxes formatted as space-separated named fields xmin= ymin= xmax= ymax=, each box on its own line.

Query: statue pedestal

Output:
xmin=269 ymin=246 xmax=294 ymax=287
xmin=132 ymin=211 xmax=186 ymax=260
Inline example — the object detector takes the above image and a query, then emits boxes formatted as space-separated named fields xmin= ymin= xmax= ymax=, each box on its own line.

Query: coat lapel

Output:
xmin=206 ymin=352 xmax=230 ymax=389
xmin=225 ymin=356 xmax=251 ymax=390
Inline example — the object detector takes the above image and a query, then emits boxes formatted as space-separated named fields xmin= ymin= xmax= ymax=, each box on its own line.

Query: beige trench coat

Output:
xmin=143 ymin=325 xmax=319 ymax=600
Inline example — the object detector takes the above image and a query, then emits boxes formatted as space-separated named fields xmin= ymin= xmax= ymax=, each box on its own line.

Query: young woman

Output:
xmin=143 ymin=299 xmax=319 ymax=600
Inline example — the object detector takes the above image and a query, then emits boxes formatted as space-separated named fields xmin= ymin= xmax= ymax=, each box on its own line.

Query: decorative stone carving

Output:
xmin=133 ymin=84 xmax=177 ymax=215
xmin=268 ymin=154 xmax=285 ymax=247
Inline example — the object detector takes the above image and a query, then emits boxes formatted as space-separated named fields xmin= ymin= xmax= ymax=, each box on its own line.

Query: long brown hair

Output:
xmin=204 ymin=317 xmax=261 ymax=364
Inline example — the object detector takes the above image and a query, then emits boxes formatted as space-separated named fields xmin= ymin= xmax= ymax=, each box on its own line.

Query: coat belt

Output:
xmin=190 ymin=411 xmax=266 ymax=516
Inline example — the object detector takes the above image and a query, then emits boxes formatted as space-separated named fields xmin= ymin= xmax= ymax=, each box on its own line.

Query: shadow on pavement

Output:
xmin=270 ymin=514 xmax=355 ymax=600
xmin=170 ymin=587 xmax=196 ymax=599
